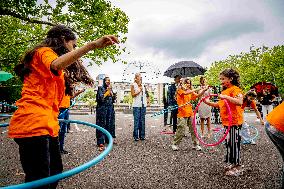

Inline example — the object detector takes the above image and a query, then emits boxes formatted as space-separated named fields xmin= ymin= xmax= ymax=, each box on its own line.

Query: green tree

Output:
xmin=123 ymin=93 xmax=133 ymax=104
xmin=0 ymin=0 xmax=129 ymax=102
xmin=204 ymin=45 xmax=284 ymax=97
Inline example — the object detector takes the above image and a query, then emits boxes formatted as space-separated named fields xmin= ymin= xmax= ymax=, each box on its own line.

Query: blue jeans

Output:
xmin=133 ymin=107 xmax=146 ymax=140
xmin=58 ymin=109 xmax=69 ymax=151
xmin=265 ymin=122 xmax=284 ymax=188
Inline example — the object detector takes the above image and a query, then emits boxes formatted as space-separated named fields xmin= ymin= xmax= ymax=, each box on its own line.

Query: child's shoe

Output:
xmin=171 ymin=144 xmax=179 ymax=151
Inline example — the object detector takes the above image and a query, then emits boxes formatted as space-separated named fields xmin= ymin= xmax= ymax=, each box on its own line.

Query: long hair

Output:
xmin=14 ymin=25 xmax=94 ymax=95
xmin=220 ymin=68 xmax=240 ymax=90
xmin=184 ymin=78 xmax=192 ymax=90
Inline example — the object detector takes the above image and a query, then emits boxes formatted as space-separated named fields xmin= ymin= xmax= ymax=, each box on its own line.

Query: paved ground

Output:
xmin=0 ymin=112 xmax=282 ymax=189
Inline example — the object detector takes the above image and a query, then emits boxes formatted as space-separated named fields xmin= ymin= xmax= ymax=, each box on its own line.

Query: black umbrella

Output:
xmin=163 ymin=61 xmax=206 ymax=78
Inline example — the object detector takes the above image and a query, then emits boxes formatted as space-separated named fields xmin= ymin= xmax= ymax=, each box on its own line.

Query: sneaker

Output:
xmin=98 ymin=144 xmax=105 ymax=151
xmin=195 ymin=145 xmax=202 ymax=151
xmin=171 ymin=144 xmax=179 ymax=151
xmin=192 ymin=145 xmax=202 ymax=151
xmin=250 ymin=140 xmax=256 ymax=145
xmin=242 ymin=140 xmax=251 ymax=145
xmin=140 ymin=138 xmax=145 ymax=141
xmin=225 ymin=165 xmax=244 ymax=176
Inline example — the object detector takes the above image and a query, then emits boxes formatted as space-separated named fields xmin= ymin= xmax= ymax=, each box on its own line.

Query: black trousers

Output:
xmin=15 ymin=136 xmax=63 ymax=189
xmin=171 ymin=108 xmax=178 ymax=133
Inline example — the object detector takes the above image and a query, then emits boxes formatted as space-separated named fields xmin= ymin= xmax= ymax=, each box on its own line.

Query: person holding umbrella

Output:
xmin=167 ymin=75 xmax=181 ymax=133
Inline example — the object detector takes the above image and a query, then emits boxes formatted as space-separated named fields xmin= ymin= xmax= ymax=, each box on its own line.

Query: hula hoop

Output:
xmin=193 ymin=94 xmax=232 ymax=147
xmin=0 ymin=103 xmax=18 ymax=109
xmin=151 ymin=105 xmax=179 ymax=117
xmin=213 ymin=124 xmax=259 ymax=144
xmin=0 ymin=119 xmax=113 ymax=189
xmin=241 ymin=125 xmax=259 ymax=143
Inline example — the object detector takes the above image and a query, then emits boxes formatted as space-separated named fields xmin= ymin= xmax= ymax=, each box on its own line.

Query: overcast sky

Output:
xmin=86 ymin=0 xmax=284 ymax=83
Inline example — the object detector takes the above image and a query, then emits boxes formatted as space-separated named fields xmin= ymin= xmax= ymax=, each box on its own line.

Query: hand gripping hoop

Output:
xmin=192 ymin=94 xmax=232 ymax=147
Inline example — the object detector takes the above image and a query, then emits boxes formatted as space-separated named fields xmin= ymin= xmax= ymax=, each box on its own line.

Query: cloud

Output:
xmin=133 ymin=18 xmax=264 ymax=58
xmin=89 ymin=0 xmax=284 ymax=82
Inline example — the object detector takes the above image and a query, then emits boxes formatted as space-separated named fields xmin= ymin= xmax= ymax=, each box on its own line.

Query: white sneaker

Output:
xmin=193 ymin=145 xmax=202 ymax=151
xmin=171 ymin=144 xmax=179 ymax=151
xmin=196 ymin=145 xmax=202 ymax=151
xmin=250 ymin=140 xmax=256 ymax=145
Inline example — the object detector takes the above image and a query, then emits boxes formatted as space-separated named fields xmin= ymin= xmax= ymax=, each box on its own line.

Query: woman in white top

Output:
xmin=131 ymin=73 xmax=149 ymax=141
xmin=198 ymin=76 xmax=212 ymax=138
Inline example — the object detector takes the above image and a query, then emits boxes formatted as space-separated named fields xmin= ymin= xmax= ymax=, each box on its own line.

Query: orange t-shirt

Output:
xmin=8 ymin=47 xmax=65 ymax=138
xmin=59 ymin=95 xmax=71 ymax=109
xmin=218 ymin=86 xmax=243 ymax=126
xmin=176 ymin=88 xmax=197 ymax=118
xmin=241 ymin=99 xmax=257 ymax=110
xmin=266 ymin=102 xmax=284 ymax=133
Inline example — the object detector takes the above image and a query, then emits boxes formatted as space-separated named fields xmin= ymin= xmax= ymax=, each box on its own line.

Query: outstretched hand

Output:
xmin=93 ymin=35 xmax=119 ymax=49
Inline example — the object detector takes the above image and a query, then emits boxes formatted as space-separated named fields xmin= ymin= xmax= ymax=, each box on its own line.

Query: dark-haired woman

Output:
xmin=95 ymin=77 xmax=116 ymax=151
xmin=8 ymin=25 xmax=118 ymax=188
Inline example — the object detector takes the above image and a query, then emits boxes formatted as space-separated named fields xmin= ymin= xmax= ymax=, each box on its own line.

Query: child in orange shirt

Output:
xmin=241 ymin=90 xmax=264 ymax=145
xmin=265 ymin=102 xmax=284 ymax=188
xmin=205 ymin=68 xmax=244 ymax=176
xmin=171 ymin=78 xmax=208 ymax=151
xmin=9 ymin=25 xmax=118 ymax=188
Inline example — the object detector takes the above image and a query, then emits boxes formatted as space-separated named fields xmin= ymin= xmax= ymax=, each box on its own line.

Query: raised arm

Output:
xmin=51 ymin=35 xmax=118 ymax=71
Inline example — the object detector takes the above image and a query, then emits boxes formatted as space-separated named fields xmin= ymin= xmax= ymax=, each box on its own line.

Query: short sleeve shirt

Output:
xmin=176 ymin=88 xmax=198 ymax=118
xmin=218 ymin=86 xmax=243 ymax=126
xmin=9 ymin=47 xmax=65 ymax=138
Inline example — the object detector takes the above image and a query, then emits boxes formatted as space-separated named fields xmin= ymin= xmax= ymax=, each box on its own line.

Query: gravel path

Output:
xmin=0 ymin=112 xmax=282 ymax=189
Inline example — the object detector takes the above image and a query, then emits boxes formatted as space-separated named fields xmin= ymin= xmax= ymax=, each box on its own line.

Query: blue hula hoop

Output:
xmin=0 ymin=119 xmax=113 ymax=189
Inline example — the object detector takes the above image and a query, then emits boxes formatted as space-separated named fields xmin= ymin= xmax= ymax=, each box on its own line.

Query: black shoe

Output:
xmin=140 ymin=138 xmax=145 ymax=141
xmin=134 ymin=138 xmax=139 ymax=141
xmin=60 ymin=150 xmax=69 ymax=154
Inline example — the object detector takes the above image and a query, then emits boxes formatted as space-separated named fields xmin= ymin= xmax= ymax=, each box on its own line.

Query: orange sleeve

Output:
xmin=37 ymin=47 xmax=62 ymax=77
xmin=267 ymin=102 xmax=284 ymax=133
xmin=232 ymin=87 xmax=242 ymax=98
xmin=177 ymin=88 xmax=185 ymax=96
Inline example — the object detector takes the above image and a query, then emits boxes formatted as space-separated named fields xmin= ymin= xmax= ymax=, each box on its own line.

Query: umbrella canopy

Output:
xmin=250 ymin=81 xmax=278 ymax=96
xmin=163 ymin=61 xmax=206 ymax=78
xmin=0 ymin=71 xmax=13 ymax=82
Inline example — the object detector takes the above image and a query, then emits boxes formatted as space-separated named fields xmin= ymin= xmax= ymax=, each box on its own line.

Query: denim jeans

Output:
xmin=133 ymin=107 xmax=146 ymax=140
xmin=58 ymin=108 xmax=69 ymax=151
xmin=265 ymin=122 xmax=284 ymax=188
